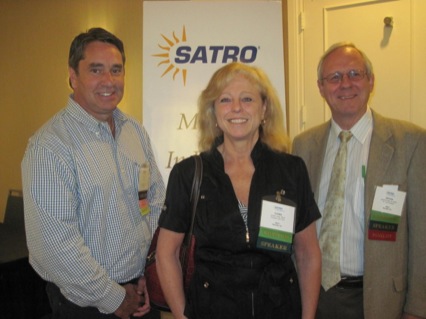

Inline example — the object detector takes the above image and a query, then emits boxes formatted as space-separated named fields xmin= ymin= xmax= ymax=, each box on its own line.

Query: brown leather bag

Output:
xmin=144 ymin=155 xmax=202 ymax=311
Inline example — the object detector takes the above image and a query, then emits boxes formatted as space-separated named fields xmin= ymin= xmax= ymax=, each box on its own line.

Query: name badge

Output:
xmin=368 ymin=185 xmax=406 ymax=241
xmin=256 ymin=192 xmax=296 ymax=253
xmin=138 ymin=163 xmax=150 ymax=216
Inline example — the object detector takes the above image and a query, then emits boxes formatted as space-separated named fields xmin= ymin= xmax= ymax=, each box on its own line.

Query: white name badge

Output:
xmin=371 ymin=185 xmax=406 ymax=223
xmin=368 ymin=185 xmax=406 ymax=241
xmin=138 ymin=163 xmax=150 ymax=192
xmin=256 ymin=194 xmax=296 ymax=253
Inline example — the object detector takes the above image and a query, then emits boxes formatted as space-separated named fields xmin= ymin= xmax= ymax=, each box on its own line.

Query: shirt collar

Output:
xmin=330 ymin=107 xmax=373 ymax=144
xmin=66 ymin=95 xmax=128 ymax=134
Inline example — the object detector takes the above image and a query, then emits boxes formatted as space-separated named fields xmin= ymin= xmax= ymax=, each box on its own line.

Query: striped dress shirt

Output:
xmin=317 ymin=108 xmax=373 ymax=277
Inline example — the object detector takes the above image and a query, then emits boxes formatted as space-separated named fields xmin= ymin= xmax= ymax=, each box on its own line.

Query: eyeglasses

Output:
xmin=321 ymin=69 xmax=367 ymax=84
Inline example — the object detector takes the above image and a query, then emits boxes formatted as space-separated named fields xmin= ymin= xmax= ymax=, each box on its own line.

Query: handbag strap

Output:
xmin=184 ymin=155 xmax=203 ymax=247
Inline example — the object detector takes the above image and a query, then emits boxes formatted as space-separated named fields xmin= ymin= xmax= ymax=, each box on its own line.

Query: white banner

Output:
xmin=143 ymin=0 xmax=285 ymax=183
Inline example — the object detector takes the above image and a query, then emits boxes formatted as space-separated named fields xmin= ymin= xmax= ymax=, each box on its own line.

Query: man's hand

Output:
xmin=114 ymin=282 xmax=145 ymax=319
xmin=132 ymin=276 xmax=151 ymax=317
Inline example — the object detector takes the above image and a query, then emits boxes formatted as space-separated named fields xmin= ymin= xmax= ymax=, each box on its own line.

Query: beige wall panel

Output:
xmin=0 ymin=0 xmax=143 ymax=220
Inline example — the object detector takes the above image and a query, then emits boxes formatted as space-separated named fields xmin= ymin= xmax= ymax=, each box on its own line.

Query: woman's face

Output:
xmin=214 ymin=74 xmax=266 ymax=144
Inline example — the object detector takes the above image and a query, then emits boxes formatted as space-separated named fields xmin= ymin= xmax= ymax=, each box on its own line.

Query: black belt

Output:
xmin=336 ymin=276 xmax=363 ymax=289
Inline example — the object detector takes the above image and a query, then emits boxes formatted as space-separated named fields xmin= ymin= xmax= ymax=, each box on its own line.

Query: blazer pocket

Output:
xmin=392 ymin=274 xmax=407 ymax=292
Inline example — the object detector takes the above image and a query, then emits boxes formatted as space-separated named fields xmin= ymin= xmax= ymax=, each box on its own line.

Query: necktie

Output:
xmin=319 ymin=130 xmax=353 ymax=291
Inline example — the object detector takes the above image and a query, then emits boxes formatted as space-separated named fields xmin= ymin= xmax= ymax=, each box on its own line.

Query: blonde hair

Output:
xmin=197 ymin=62 xmax=289 ymax=153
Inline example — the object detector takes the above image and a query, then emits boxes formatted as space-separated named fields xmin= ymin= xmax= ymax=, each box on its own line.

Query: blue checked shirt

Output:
xmin=21 ymin=96 xmax=165 ymax=314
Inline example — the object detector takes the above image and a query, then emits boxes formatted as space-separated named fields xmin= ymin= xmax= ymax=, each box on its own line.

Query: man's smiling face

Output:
xmin=318 ymin=46 xmax=374 ymax=129
xmin=69 ymin=41 xmax=125 ymax=121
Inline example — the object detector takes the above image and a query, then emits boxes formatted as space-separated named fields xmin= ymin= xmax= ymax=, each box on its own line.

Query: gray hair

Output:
xmin=317 ymin=41 xmax=374 ymax=82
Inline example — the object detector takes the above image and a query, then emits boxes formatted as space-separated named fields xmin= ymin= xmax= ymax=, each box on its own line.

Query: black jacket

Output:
xmin=159 ymin=140 xmax=320 ymax=319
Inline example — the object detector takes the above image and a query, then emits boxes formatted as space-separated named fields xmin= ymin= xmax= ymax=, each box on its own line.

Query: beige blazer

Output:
xmin=292 ymin=110 xmax=426 ymax=319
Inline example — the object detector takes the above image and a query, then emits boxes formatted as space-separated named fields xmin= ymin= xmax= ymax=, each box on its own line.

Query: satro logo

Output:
xmin=152 ymin=26 xmax=259 ymax=86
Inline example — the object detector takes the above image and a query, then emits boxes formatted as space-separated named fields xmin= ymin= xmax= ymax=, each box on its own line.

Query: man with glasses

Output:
xmin=292 ymin=42 xmax=426 ymax=319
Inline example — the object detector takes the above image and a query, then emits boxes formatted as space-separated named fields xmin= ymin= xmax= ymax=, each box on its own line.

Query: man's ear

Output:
xmin=69 ymin=67 xmax=77 ymax=89
xmin=369 ymin=73 xmax=375 ymax=93
xmin=317 ymin=80 xmax=325 ymax=98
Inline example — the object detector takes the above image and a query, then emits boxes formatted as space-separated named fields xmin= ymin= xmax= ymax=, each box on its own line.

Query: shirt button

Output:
xmin=203 ymin=282 xmax=209 ymax=288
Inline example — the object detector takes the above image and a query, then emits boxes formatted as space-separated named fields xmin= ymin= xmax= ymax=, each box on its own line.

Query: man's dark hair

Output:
xmin=68 ymin=27 xmax=125 ymax=73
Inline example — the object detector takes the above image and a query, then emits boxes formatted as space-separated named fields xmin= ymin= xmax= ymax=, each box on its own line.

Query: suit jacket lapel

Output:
xmin=364 ymin=111 xmax=394 ymax=222
xmin=310 ymin=122 xmax=331 ymax=202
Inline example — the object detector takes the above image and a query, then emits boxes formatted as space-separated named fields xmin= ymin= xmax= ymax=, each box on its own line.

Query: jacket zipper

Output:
xmin=246 ymin=225 xmax=255 ymax=317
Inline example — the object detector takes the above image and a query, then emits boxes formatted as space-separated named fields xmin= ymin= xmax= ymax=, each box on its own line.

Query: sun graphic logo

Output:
xmin=152 ymin=26 xmax=260 ymax=87
xmin=152 ymin=26 xmax=188 ymax=86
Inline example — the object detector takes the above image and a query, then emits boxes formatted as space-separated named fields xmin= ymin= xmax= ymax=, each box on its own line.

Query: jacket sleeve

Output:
xmin=404 ymin=129 xmax=426 ymax=317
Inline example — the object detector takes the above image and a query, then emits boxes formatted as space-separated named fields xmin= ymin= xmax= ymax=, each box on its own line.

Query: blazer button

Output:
xmin=203 ymin=282 xmax=209 ymax=288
